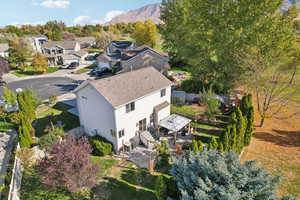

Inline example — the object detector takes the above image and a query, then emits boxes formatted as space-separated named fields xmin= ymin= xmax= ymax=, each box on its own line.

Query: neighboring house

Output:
xmin=96 ymin=45 xmax=170 ymax=75
xmin=74 ymin=67 xmax=172 ymax=152
xmin=119 ymin=45 xmax=170 ymax=75
xmin=106 ymin=41 xmax=136 ymax=56
xmin=61 ymin=49 xmax=88 ymax=66
xmin=0 ymin=43 xmax=9 ymax=58
xmin=41 ymin=41 xmax=81 ymax=65
xmin=24 ymin=34 xmax=48 ymax=53
xmin=74 ymin=37 xmax=96 ymax=49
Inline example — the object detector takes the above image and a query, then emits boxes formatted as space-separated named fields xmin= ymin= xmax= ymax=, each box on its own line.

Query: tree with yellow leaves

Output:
xmin=31 ymin=53 xmax=48 ymax=74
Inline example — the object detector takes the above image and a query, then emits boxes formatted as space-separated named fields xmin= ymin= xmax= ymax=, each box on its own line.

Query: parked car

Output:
xmin=85 ymin=55 xmax=96 ymax=61
xmin=67 ymin=62 xmax=79 ymax=69
xmin=89 ymin=67 xmax=110 ymax=76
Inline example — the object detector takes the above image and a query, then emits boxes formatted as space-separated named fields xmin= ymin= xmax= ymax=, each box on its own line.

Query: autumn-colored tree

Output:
xmin=8 ymin=37 xmax=33 ymax=70
xmin=132 ymin=21 xmax=157 ymax=47
xmin=31 ymin=53 xmax=48 ymax=73
xmin=95 ymin=31 xmax=117 ymax=49
xmin=39 ymin=136 xmax=99 ymax=196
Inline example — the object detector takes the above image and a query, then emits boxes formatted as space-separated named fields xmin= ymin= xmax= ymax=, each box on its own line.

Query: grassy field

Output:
xmin=35 ymin=103 xmax=80 ymax=137
xmin=12 ymin=67 xmax=60 ymax=77
xmin=241 ymin=105 xmax=300 ymax=198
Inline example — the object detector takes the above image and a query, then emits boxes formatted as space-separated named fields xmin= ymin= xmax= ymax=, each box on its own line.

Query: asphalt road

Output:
xmin=0 ymin=77 xmax=78 ymax=100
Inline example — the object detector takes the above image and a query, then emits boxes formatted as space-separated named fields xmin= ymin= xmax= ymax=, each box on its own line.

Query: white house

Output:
xmin=74 ymin=67 xmax=172 ymax=152
xmin=24 ymin=34 xmax=48 ymax=53
xmin=0 ymin=43 xmax=9 ymax=58
xmin=42 ymin=41 xmax=81 ymax=66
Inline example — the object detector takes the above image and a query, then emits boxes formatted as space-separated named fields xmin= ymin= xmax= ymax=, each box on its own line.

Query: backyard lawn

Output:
xmin=12 ymin=67 xmax=60 ymax=77
xmin=21 ymin=156 xmax=160 ymax=200
xmin=241 ymin=105 xmax=300 ymax=198
xmin=34 ymin=103 xmax=80 ymax=137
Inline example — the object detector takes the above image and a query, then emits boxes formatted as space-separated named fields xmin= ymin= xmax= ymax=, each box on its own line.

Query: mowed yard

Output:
xmin=241 ymin=103 xmax=300 ymax=198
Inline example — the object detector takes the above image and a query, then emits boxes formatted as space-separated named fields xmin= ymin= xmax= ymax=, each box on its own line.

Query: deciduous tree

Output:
xmin=39 ymin=136 xmax=99 ymax=196
xmin=160 ymin=0 xmax=295 ymax=92
xmin=31 ymin=53 xmax=48 ymax=73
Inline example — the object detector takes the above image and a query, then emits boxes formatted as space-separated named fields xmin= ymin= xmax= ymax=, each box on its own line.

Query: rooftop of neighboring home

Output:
xmin=75 ymin=67 xmax=172 ymax=108
xmin=106 ymin=41 xmax=136 ymax=55
xmin=98 ymin=44 xmax=168 ymax=62
xmin=74 ymin=36 xmax=96 ymax=44
xmin=120 ymin=45 xmax=168 ymax=61
xmin=42 ymin=40 xmax=78 ymax=50
xmin=0 ymin=43 xmax=9 ymax=52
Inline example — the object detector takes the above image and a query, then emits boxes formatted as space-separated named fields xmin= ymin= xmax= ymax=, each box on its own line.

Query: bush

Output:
xmin=39 ymin=133 xmax=59 ymax=150
xmin=89 ymin=135 xmax=113 ymax=156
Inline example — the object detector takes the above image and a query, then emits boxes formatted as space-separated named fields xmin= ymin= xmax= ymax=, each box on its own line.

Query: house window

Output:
xmin=161 ymin=89 xmax=166 ymax=97
xmin=118 ymin=129 xmax=125 ymax=138
xmin=111 ymin=130 xmax=116 ymax=137
xmin=126 ymin=102 xmax=135 ymax=113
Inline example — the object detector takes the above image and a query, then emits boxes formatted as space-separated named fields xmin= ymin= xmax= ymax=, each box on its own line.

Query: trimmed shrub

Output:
xmin=39 ymin=133 xmax=60 ymax=150
xmin=89 ymin=135 xmax=113 ymax=156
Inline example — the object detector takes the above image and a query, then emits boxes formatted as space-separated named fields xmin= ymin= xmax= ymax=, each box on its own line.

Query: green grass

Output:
xmin=87 ymin=48 xmax=103 ymax=53
xmin=91 ymin=156 xmax=118 ymax=178
xmin=0 ymin=121 xmax=15 ymax=132
xmin=105 ymin=168 xmax=157 ymax=200
xmin=35 ymin=103 xmax=79 ymax=137
xmin=74 ymin=64 xmax=95 ymax=74
xmin=21 ymin=169 xmax=72 ymax=200
xmin=12 ymin=67 xmax=60 ymax=77
xmin=171 ymin=104 xmax=203 ymax=119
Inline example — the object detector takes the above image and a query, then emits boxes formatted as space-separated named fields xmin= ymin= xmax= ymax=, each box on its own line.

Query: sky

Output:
xmin=0 ymin=0 xmax=161 ymax=27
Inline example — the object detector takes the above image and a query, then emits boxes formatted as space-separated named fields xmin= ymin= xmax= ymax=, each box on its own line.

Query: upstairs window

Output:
xmin=118 ymin=129 xmax=125 ymax=138
xmin=126 ymin=102 xmax=135 ymax=113
xmin=161 ymin=89 xmax=166 ymax=97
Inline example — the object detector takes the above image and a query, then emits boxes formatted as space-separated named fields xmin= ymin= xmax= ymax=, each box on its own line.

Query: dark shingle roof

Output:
xmin=86 ymin=67 xmax=172 ymax=108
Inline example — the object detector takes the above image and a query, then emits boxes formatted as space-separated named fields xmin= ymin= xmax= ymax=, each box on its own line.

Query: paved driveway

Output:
xmin=0 ymin=77 xmax=77 ymax=100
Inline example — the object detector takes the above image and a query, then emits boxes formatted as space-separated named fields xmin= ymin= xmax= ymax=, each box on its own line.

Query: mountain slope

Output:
xmin=106 ymin=3 xmax=161 ymax=25
xmin=106 ymin=0 xmax=297 ymax=25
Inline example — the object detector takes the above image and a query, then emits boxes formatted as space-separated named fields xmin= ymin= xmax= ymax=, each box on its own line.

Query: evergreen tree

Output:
xmin=235 ymin=108 xmax=246 ymax=152
xmin=191 ymin=140 xmax=199 ymax=152
xmin=219 ymin=143 xmax=224 ymax=152
xmin=244 ymin=106 xmax=254 ymax=146
xmin=155 ymin=175 xmax=167 ymax=200
xmin=209 ymin=137 xmax=218 ymax=150
xmin=230 ymin=126 xmax=238 ymax=152
xmin=198 ymin=140 xmax=204 ymax=152
xmin=222 ymin=129 xmax=230 ymax=151
xmin=18 ymin=117 xmax=32 ymax=148
xmin=170 ymin=150 xmax=295 ymax=200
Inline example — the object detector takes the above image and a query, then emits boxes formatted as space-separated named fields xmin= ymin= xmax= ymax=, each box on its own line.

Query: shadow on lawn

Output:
xmin=103 ymin=177 xmax=156 ymax=200
xmin=253 ymin=129 xmax=300 ymax=148
xmin=120 ymin=168 xmax=157 ymax=190
xmin=34 ymin=103 xmax=80 ymax=137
